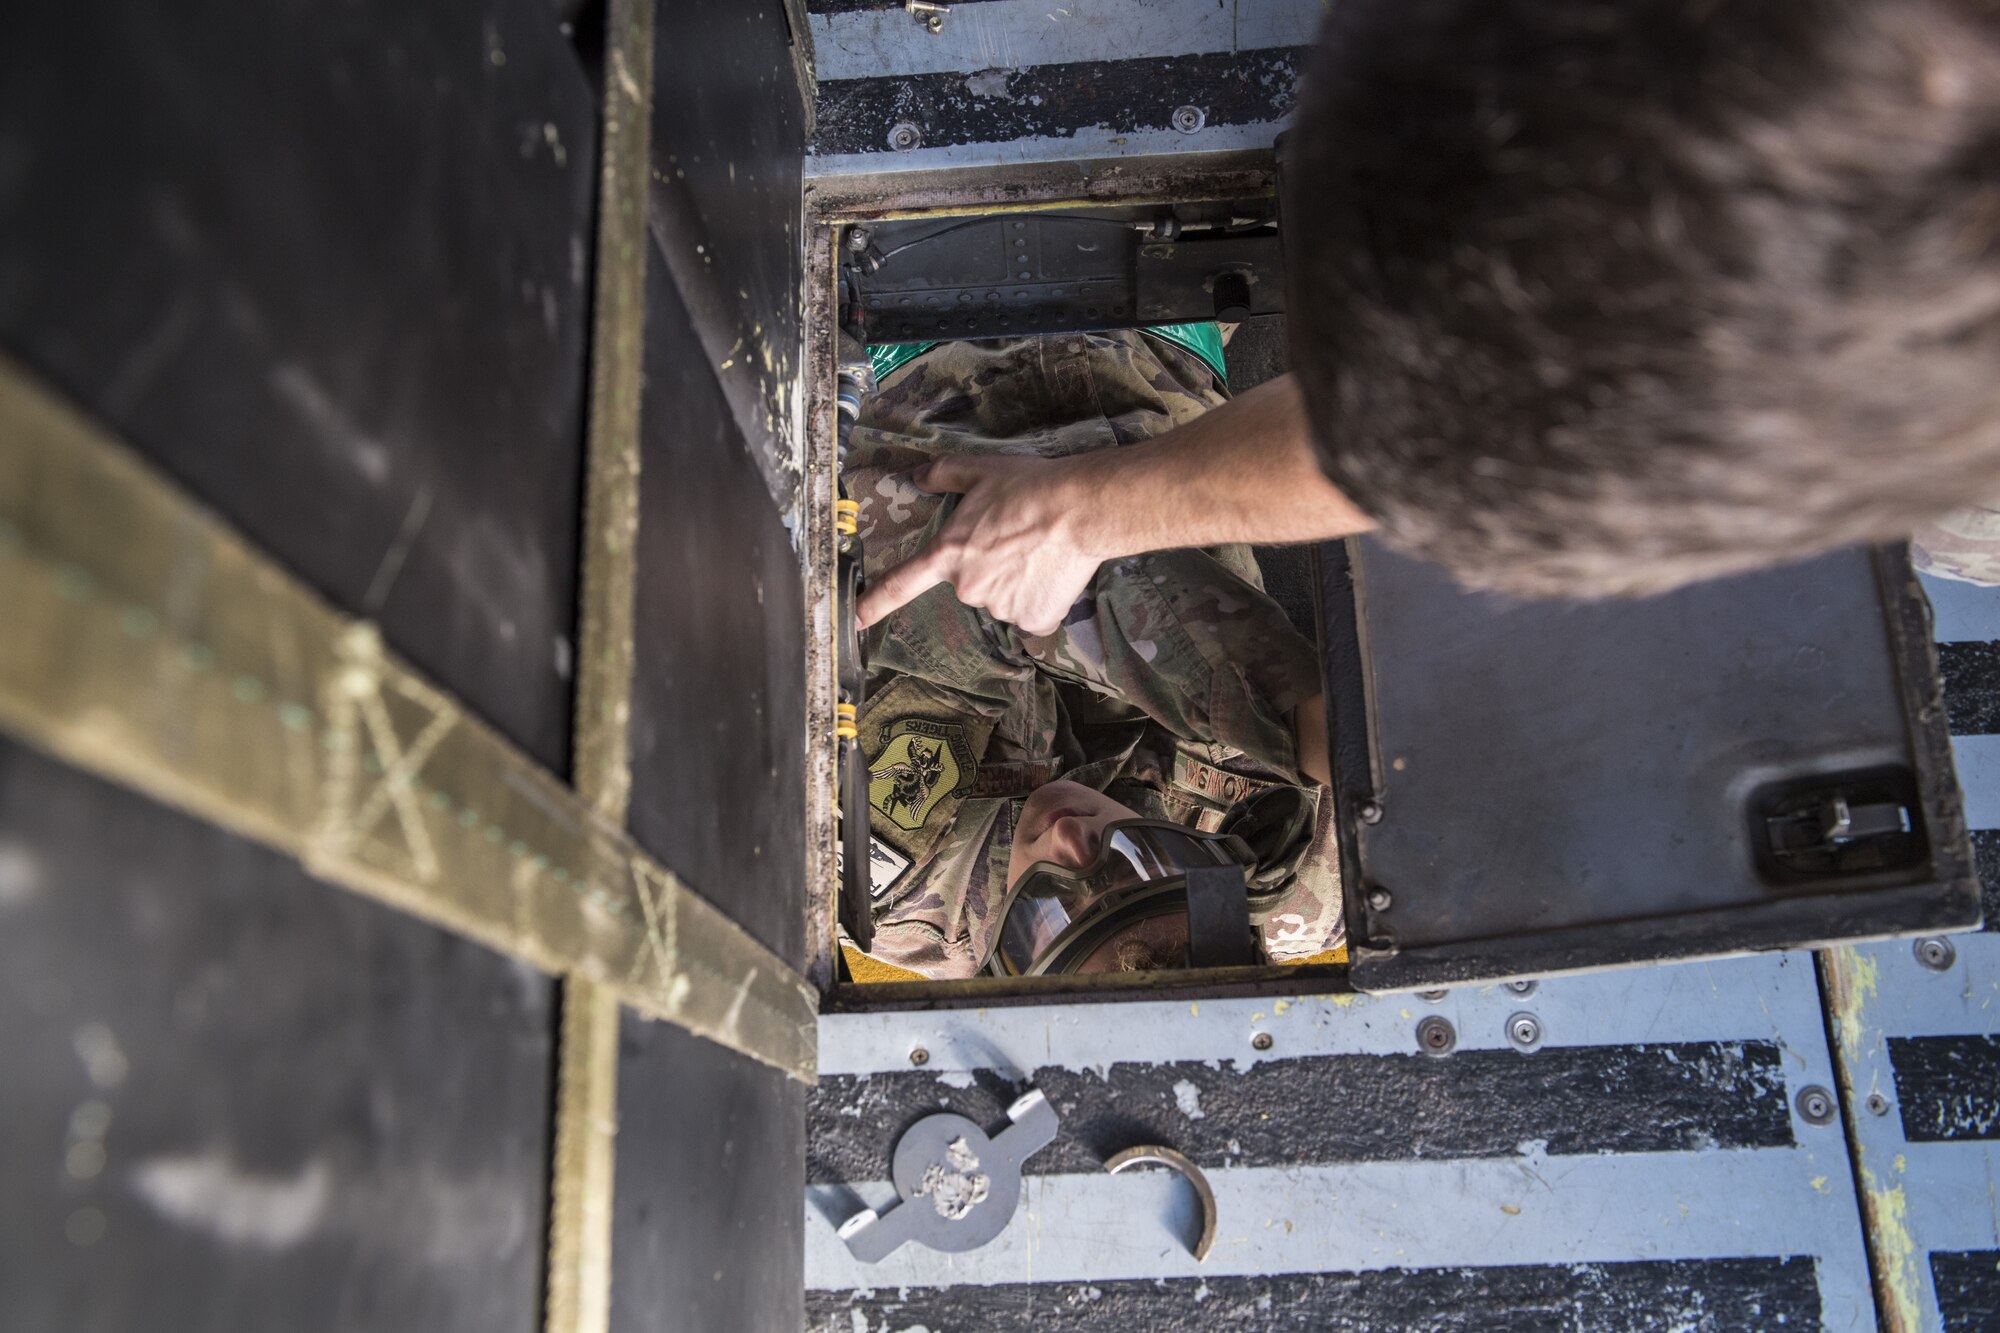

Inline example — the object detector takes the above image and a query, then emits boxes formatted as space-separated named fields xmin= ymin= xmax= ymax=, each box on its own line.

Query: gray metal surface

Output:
xmin=1837 ymin=934 xmax=2000 ymax=1330
xmin=804 ymin=0 xmax=1321 ymax=183
xmin=1830 ymin=573 xmax=2000 ymax=1333
xmin=808 ymin=953 xmax=1876 ymax=1329
xmin=808 ymin=0 xmax=1320 ymax=84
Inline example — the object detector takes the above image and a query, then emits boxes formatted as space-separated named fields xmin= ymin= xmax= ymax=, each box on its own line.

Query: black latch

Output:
xmin=1757 ymin=768 xmax=1926 ymax=883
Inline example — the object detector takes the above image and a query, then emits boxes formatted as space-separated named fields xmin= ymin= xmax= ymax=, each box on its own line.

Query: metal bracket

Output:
xmin=838 ymin=1089 xmax=1060 ymax=1262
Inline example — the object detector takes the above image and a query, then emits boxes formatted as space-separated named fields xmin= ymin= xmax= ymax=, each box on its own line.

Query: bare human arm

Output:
xmin=1293 ymin=693 xmax=1332 ymax=789
xmin=855 ymin=373 xmax=1374 ymax=636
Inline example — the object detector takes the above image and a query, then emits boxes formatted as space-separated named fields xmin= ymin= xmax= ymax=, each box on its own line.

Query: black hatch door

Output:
xmin=1316 ymin=539 xmax=1981 ymax=993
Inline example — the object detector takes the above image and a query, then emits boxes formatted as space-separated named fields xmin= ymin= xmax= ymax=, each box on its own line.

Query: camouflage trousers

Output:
xmin=844 ymin=330 xmax=1345 ymax=978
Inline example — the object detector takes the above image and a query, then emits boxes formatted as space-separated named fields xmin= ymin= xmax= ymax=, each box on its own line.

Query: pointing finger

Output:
xmin=856 ymin=544 xmax=954 ymax=629
xmin=914 ymin=454 xmax=985 ymax=496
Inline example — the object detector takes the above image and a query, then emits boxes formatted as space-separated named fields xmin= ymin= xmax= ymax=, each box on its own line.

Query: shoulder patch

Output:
xmin=866 ymin=838 xmax=912 ymax=898
xmin=834 ymin=833 xmax=914 ymax=899
xmin=868 ymin=717 xmax=976 ymax=832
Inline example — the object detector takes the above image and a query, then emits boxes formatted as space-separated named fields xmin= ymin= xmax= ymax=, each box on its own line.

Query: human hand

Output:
xmin=855 ymin=452 xmax=1104 ymax=637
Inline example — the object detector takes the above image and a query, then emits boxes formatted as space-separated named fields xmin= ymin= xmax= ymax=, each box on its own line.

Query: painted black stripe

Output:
xmin=809 ymin=48 xmax=1304 ymax=156
xmin=1938 ymin=640 xmax=2000 ymax=736
xmin=1931 ymin=1250 xmax=2000 ymax=1333
xmin=1966 ymin=827 xmax=2000 ymax=932
xmin=1889 ymin=1035 xmax=2000 ymax=1141
xmin=807 ymin=1258 xmax=1821 ymax=1331
xmin=808 ymin=1041 xmax=1791 ymax=1184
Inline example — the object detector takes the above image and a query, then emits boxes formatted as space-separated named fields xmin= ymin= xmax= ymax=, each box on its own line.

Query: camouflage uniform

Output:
xmin=1913 ymin=506 xmax=2000 ymax=587
xmin=846 ymin=330 xmax=1345 ymax=979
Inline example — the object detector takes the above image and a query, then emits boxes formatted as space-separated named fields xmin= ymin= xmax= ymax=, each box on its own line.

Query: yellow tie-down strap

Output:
xmin=0 ymin=356 xmax=816 ymax=1083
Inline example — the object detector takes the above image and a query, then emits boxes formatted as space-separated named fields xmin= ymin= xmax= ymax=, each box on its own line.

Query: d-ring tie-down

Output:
xmin=1103 ymin=1144 xmax=1217 ymax=1261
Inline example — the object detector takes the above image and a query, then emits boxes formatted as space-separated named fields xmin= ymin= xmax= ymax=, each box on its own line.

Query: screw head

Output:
xmin=1171 ymin=104 xmax=1206 ymax=134
xmin=1359 ymin=801 xmax=1384 ymax=825
xmin=1914 ymin=937 xmax=1956 ymax=971
xmin=924 ymin=11 xmax=943 ymax=32
xmin=1251 ymin=1032 xmax=1274 ymax=1051
xmin=1366 ymin=887 xmax=1393 ymax=912
xmin=908 ymin=1046 xmax=930 ymax=1066
xmin=1795 ymin=1084 xmax=1837 ymax=1126
xmin=888 ymin=122 xmax=923 ymax=152
xmin=1416 ymin=988 xmax=1448 ymax=1002
xmin=1416 ymin=1015 xmax=1456 ymax=1057
xmin=1504 ymin=979 xmax=1538 ymax=997
xmin=1505 ymin=1011 xmax=1544 ymax=1052
xmin=1865 ymin=1092 xmax=1891 ymax=1117
xmin=847 ymin=227 xmax=872 ymax=253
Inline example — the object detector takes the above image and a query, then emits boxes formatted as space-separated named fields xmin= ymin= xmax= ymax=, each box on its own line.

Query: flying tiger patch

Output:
xmin=867 ymin=717 xmax=976 ymax=832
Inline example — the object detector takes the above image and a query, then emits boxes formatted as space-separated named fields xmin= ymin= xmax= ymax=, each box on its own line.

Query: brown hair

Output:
xmin=1285 ymin=0 xmax=2000 ymax=597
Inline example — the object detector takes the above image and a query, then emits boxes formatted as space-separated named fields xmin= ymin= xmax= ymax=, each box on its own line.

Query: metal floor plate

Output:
xmin=1825 ymin=573 xmax=2000 ymax=1333
xmin=803 ymin=0 xmax=1322 ymax=183
xmin=808 ymin=955 xmax=1874 ymax=1330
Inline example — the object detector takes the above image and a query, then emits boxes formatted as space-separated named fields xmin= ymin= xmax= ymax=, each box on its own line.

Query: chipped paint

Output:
xmin=1821 ymin=946 xmax=1927 ymax=1331
xmin=1863 ymin=1166 xmax=1923 ymax=1331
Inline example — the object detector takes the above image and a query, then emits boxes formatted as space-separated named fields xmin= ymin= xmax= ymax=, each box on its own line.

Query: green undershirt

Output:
xmin=869 ymin=320 xmax=1227 ymax=387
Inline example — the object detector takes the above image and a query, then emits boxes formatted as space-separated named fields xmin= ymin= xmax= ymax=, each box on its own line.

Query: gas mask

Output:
xmin=986 ymin=820 xmax=1260 ymax=976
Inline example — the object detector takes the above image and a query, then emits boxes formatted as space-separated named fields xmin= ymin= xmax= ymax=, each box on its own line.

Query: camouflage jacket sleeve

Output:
xmin=848 ymin=331 xmax=1338 ymax=978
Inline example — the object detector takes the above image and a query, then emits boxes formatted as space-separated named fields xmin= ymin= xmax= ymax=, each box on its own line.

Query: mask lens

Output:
xmin=993 ymin=821 xmax=1248 ymax=975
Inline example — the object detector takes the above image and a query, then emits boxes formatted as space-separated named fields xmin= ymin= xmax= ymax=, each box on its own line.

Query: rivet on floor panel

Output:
xmin=1416 ymin=1015 xmax=1456 ymax=1057
xmin=1913 ymin=937 xmax=1956 ymax=971
xmin=1506 ymin=1012 xmax=1544 ymax=1052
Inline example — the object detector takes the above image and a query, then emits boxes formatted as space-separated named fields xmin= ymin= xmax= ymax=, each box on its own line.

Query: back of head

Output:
xmin=1285 ymin=0 xmax=2000 ymax=597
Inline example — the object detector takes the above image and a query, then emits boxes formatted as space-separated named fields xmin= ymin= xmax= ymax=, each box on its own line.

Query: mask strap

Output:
xmin=1185 ymin=864 xmax=1255 ymax=968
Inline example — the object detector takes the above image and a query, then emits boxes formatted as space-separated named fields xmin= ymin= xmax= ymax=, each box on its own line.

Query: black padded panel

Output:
xmin=0 ymin=737 xmax=558 ymax=1333
xmin=646 ymin=0 xmax=806 ymax=503
xmin=610 ymin=1013 xmax=806 ymax=1333
xmin=626 ymin=242 xmax=807 ymax=969
xmin=0 ymin=0 xmax=597 ymax=771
